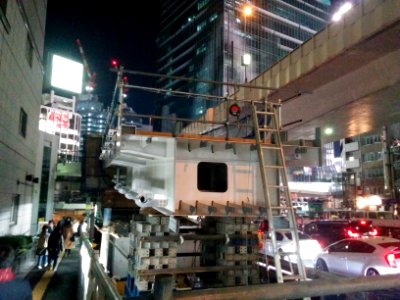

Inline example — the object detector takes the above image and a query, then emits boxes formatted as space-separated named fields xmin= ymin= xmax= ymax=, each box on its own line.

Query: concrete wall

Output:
xmin=0 ymin=0 xmax=47 ymax=235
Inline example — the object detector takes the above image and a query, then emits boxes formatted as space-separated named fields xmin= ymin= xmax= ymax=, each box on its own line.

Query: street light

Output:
xmin=244 ymin=5 xmax=252 ymax=17
xmin=242 ymin=4 xmax=252 ymax=82
xmin=332 ymin=1 xmax=353 ymax=22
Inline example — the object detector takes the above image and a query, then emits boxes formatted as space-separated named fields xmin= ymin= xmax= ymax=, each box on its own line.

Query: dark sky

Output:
xmin=44 ymin=0 xmax=161 ymax=114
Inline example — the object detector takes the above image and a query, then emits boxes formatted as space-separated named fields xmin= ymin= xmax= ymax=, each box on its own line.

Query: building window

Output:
xmin=197 ymin=0 xmax=209 ymax=11
xmin=197 ymin=20 xmax=206 ymax=32
xmin=0 ymin=0 xmax=10 ymax=33
xmin=25 ymin=33 xmax=33 ymax=67
xmin=0 ymin=0 xmax=7 ymax=12
xmin=19 ymin=108 xmax=28 ymax=138
xmin=197 ymin=162 xmax=228 ymax=192
xmin=10 ymin=194 xmax=20 ymax=225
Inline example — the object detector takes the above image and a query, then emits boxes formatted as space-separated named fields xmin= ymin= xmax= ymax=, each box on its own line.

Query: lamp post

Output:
xmin=242 ymin=5 xmax=252 ymax=83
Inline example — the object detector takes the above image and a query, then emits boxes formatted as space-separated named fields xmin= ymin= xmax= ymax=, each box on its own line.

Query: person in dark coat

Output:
xmin=0 ymin=245 xmax=32 ymax=300
xmin=47 ymin=223 xmax=64 ymax=271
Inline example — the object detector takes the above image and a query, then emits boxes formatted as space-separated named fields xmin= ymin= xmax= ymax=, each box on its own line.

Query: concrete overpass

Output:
xmin=241 ymin=0 xmax=400 ymax=143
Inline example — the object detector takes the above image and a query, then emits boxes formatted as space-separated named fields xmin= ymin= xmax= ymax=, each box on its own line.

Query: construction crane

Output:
xmin=76 ymin=38 xmax=96 ymax=93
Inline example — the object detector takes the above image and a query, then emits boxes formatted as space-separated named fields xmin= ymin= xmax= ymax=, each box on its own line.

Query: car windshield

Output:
xmin=285 ymin=232 xmax=311 ymax=240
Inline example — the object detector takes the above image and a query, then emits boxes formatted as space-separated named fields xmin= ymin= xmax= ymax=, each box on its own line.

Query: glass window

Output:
xmin=0 ymin=0 xmax=10 ymax=33
xmin=40 ymin=107 xmax=48 ymax=120
xmin=329 ymin=241 xmax=350 ymax=253
xmin=197 ymin=162 xmax=227 ymax=192
xmin=348 ymin=241 xmax=375 ymax=253
xmin=275 ymin=232 xmax=284 ymax=241
xmin=304 ymin=223 xmax=317 ymax=233
xmin=0 ymin=0 xmax=7 ymax=13
xmin=290 ymin=232 xmax=311 ymax=240
xmin=25 ymin=33 xmax=33 ymax=67
xmin=69 ymin=115 xmax=75 ymax=129
xmin=198 ymin=0 xmax=209 ymax=11
xmin=10 ymin=194 xmax=19 ymax=225
xmin=19 ymin=108 xmax=28 ymax=138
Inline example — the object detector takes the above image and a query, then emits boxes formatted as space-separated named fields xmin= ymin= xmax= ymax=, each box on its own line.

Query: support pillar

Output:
xmin=154 ymin=274 xmax=174 ymax=300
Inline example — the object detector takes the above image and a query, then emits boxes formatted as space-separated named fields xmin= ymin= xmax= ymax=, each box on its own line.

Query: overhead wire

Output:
xmin=104 ymin=67 xmax=279 ymax=135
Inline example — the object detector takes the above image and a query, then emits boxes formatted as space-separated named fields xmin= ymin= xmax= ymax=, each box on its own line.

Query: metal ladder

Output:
xmin=251 ymin=101 xmax=308 ymax=284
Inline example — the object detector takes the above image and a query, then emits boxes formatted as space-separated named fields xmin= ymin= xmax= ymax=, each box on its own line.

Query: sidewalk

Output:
xmin=23 ymin=249 xmax=81 ymax=300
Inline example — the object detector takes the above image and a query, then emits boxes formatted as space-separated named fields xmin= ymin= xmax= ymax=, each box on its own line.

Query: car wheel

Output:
xmin=366 ymin=268 xmax=379 ymax=276
xmin=316 ymin=259 xmax=328 ymax=272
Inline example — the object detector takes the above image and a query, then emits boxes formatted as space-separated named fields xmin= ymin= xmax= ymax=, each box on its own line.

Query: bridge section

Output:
xmin=184 ymin=0 xmax=400 ymax=144
xmin=242 ymin=0 xmax=400 ymax=142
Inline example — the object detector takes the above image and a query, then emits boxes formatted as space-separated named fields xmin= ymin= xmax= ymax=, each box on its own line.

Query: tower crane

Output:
xmin=76 ymin=38 xmax=97 ymax=93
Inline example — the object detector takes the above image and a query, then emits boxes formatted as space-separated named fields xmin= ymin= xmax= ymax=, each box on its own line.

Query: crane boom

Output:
xmin=76 ymin=38 xmax=96 ymax=92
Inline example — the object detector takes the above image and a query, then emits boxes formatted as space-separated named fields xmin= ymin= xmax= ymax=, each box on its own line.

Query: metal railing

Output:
xmin=81 ymin=237 xmax=122 ymax=300
xmin=174 ymin=271 xmax=400 ymax=299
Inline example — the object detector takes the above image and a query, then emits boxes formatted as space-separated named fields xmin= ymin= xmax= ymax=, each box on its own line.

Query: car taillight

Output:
xmin=370 ymin=228 xmax=378 ymax=236
xmin=346 ymin=229 xmax=359 ymax=238
xmin=385 ymin=253 xmax=397 ymax=268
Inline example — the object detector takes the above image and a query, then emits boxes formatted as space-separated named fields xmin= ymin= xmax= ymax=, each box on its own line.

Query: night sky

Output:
xmin=44 ymin=0 xmax=161 ymax=114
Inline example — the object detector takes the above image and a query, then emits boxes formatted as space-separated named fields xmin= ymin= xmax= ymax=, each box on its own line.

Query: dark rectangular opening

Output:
xmin=197 ymin=162 xmax=227 ymax=192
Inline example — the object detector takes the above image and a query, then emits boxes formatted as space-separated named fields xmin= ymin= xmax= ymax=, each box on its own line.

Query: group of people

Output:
xmin=0 ymin=217 xmax=87 ymax=300
xmin=35 ymin=217 xmax=85 ymax=270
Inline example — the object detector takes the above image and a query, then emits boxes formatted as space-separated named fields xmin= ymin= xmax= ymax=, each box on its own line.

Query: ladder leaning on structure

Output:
xmin=251 ymin=101 xmax=308 ymax=284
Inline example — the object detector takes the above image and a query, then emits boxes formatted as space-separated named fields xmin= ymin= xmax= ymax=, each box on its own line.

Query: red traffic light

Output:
xmin=229 ymin=103 xmax=241 ymax=117
xmin=111 ymin=59 xmax=119 ymax=68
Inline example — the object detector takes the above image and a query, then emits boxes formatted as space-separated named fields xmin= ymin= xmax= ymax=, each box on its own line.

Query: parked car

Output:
xmin=303 ymin=219 xmax=378 ymax=247
xmin=259 ymin=229 xmax=323 ymax=268
xmin=315 ymin=236 xmax=400 ymax=276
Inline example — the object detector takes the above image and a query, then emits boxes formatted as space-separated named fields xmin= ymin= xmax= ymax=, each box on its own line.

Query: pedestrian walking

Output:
xmin=47 ymin=223 xmax=64 ymax=271
xmin=0 ymin=245 xmax=32 ymax=300
xmin=47 ymin=220 xmax=55 ymax=234
xmin=36 ymin=225 xmax=49 ymax=269
xmin=62 ymin=218 xmax=74 ymax=256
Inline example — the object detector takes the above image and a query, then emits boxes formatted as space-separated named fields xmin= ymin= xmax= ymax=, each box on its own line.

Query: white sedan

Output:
xmin=315 ymin=236 xmax=400 ymax=276
xmin=259 ymin=230 xmax=323 ymax=268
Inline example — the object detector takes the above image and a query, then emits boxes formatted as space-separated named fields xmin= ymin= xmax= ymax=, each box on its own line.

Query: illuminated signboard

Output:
xmin=50 ymin=54 xmax=83 ymax=94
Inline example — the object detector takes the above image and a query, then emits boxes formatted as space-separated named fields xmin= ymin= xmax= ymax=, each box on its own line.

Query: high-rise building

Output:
xmin=76 ymin=94 xmax=108 ymax=151
xmin=157 ymin=0 xmax=332 ymax=121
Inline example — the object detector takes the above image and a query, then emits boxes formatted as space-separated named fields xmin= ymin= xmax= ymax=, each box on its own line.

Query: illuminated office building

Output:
xmin=76 ymin=94 xmax=108 ymax=151
xmin=157 ymin=0 xmax=333 ymax=120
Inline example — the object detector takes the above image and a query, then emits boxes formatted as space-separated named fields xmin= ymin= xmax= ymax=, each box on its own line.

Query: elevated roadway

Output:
xmin=240 ymin=0 xmax=400 ymax=143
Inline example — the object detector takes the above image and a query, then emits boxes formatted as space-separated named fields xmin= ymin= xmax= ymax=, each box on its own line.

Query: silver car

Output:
xmin=315 ymin=236 xmax=400 ymax=276
xmin=260 ymin=230 xmax=323 ymax=268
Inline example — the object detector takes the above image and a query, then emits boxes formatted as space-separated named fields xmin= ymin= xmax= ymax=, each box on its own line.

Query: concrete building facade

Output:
xmin=0 ymin=0 xmax=47 ymax=235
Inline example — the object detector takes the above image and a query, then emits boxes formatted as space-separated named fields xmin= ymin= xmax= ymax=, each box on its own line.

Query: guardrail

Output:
xmin=80 ymin=237 xmax=122 ymax=300
xmin=174 ymin=271 xmax=400 ymax=299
